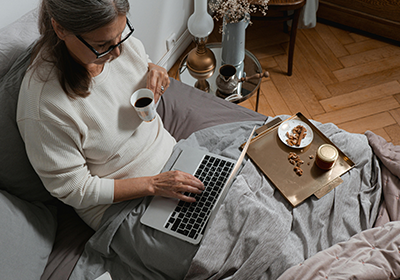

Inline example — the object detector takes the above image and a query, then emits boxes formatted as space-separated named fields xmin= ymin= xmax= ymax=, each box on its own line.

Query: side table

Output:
xmin=178 ymin=43 xmax=263 ymax=111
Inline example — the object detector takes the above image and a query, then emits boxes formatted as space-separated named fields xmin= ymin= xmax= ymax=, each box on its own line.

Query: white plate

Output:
xmin=278 ymin=119 xmax=314 ymax=148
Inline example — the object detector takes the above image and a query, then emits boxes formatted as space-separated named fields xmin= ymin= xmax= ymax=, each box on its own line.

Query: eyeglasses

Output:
xmin=76 ymin=18 xmax=134 ymax=59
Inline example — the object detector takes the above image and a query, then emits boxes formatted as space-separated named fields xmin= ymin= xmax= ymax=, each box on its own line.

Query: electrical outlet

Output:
xmin=166 ymin=33 xmax=177 ymax=51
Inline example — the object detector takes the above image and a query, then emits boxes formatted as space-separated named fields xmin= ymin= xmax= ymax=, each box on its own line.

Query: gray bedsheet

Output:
xmin=70 ymin=119 xmax=382 ymax=280
xmin=184 ymin=121 xmax=382 ymax=280
xmin=367 ymin=131 xmax=400 ymax=228
xmin=275 ymin=131 xmax=400 ymax=280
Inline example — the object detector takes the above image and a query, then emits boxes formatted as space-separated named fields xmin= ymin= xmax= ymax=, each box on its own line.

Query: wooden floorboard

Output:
xmin=168 ymin=19 xmax=400 ymax=144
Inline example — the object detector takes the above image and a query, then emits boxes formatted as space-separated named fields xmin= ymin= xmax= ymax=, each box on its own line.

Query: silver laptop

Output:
xmin=140 ymin=126 xmax=256 ymax=244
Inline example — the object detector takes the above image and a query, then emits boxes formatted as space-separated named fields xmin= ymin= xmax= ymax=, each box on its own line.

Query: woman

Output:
xmin=17 ymin=0 xmax=204 ymax=232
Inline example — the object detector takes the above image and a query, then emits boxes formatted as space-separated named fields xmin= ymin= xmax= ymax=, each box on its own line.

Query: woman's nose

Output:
xmin=110 ymin=45 xmax=121 ymax=58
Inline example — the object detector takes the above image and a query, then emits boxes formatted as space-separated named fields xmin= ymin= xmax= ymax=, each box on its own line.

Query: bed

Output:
xmin=1 ymin=8 xmax=400 ymax=280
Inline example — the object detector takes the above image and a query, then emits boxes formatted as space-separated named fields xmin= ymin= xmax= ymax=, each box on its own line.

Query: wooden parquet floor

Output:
xmin=168 ymin=20 xmax=400 ymax=144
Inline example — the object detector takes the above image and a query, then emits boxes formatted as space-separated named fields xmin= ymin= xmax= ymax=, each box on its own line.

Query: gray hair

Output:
xmin=40 ymin=0 xmax=130 ymax=35
xmin=32 ymin=0 xmax=130 ymax=98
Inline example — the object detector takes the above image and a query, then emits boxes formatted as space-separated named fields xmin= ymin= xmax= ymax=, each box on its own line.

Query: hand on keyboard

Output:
xmin=164 ymin=154 xmax=235 ymax=239
xmin=151 ymin=170 xmax=205 ymax=202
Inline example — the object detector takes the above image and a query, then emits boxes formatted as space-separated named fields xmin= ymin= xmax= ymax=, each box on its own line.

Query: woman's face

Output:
xmin=55 ymin=15 xmax=127 ymax=68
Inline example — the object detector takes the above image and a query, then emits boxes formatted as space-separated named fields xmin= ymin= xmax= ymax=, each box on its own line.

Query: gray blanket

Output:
xmin=368 ymin=131 xmax=400 ymax=228
xmin=275 ymin=131 xmax=400 ymax=279
xmin=70 ymin=119 xmax=382 ymax=280
xmin=184 ymin=122 xmax=381 ymax=279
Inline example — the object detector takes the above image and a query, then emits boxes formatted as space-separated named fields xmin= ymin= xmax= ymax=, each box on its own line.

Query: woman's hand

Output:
xmin=150 ymin=170 xmax=205 ymax=202
xmin=147 ymin=63 xmax=170 ymax=103
xmin=114 ymin=170 xmax=204 ymax=203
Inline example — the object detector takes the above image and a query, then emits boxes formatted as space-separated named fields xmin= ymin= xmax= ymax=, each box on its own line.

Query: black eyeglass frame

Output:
xmin=76 ymin=18 xmax=134 ymax=59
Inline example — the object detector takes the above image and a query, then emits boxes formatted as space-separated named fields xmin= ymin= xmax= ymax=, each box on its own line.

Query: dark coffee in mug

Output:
xmin=135 ymin=97 xmax=152 ymax=108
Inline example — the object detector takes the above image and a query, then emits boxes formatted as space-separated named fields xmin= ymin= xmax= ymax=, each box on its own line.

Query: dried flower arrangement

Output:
xmin=209 ymin=0 xmax=269 ymax=25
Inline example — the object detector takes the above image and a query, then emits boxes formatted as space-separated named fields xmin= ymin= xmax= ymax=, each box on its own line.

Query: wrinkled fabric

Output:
xmin=275 ymin=131 xmax=400 ymax=280
xmin=277 ymin=221 xmax=400 ymax=280
xmin=70 ymin=120 xmax=382 ymax=280
xmin=70 ymin=121 xmax=264 ymax=280
xmin=185 ymin=120 xmax=381 ymax=280
xmin=366 ymin=131 xmax=400 ymax=227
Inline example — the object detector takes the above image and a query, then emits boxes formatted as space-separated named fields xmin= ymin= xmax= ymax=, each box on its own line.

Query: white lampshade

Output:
xmin=187 ymin=0 xmax=214 ymax=38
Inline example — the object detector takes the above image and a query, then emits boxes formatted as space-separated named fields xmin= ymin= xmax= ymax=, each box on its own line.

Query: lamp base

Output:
xmin=186 ymin=37 xmax=216 ymax=92
xmin=194 ymin=79 xmax=210 ymax=92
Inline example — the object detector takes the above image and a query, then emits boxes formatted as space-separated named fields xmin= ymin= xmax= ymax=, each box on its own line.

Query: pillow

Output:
xmin=0 ymin=45 xmax=54 ymax=202
xmin=0 ymin=8 xmax=39 ymax=78
xmin=0 ymin=189 xmax=57 ymax=279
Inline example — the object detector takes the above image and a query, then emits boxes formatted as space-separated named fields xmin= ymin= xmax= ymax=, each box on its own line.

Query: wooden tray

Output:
xmin=246 ymin=113 xmax=355 ymax=207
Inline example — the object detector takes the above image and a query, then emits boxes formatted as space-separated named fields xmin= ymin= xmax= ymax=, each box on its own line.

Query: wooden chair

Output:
xmin=251 ymin=0 xmax=306 ymax=76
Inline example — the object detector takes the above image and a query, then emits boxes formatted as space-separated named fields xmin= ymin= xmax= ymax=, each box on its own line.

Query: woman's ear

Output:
xmin=51 ymin=18 xmax=67 ymax=40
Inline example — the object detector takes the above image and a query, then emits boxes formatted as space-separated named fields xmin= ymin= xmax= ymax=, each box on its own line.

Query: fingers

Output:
xmin=173 ymin=186 xmax=201 ymax=203
xmin=147 ymin=63 xmax=170 ymax=102
xmin=152 ymin=170 xmax=204 ymax=202
xmin=167 ymin=170 xmax=204 ymax=193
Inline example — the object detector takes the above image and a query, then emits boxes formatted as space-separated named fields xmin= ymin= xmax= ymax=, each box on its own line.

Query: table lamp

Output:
xmin=186 ymin=0 xmax=216 ymax=92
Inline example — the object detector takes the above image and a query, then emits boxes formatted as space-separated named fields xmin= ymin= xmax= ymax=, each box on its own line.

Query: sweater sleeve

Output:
xmin=18 ymin=117 xmax=114 ymax=209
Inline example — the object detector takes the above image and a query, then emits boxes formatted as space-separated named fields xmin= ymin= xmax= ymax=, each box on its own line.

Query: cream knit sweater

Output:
xmin=17 ymin=37 xmax=176 ymax=229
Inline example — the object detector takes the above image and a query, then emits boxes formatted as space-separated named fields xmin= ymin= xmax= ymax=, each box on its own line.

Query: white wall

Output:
xmin=129 ymin=0 xmax=194 ymax=70
xmin=0 ymin=0 xmax=40 ymax=29
xmin=0 ymin=0 xmax=195 ymax=70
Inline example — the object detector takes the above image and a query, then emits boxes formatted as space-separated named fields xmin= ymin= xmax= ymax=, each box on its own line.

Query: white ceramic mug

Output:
xmin=130 ymin=88 xmax=156 ymax=122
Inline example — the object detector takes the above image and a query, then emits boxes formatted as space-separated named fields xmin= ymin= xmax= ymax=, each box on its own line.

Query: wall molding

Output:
xmin=318 ymin=0 xmax=400 ymax=42
xmin=157 ymin=29 xmax=193 ymax=71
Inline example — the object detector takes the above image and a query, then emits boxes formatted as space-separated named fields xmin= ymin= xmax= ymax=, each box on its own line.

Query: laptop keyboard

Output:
xmin=164 ymin=154 xmax=235 ymax=240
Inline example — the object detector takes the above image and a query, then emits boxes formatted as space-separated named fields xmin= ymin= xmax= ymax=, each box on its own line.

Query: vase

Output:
xmin=221 ymin=14 xmax=249 ymax=68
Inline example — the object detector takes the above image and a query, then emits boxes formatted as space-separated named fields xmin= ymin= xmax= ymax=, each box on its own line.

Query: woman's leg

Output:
xmin=157 ymin=78 xmax=267 ymax=141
